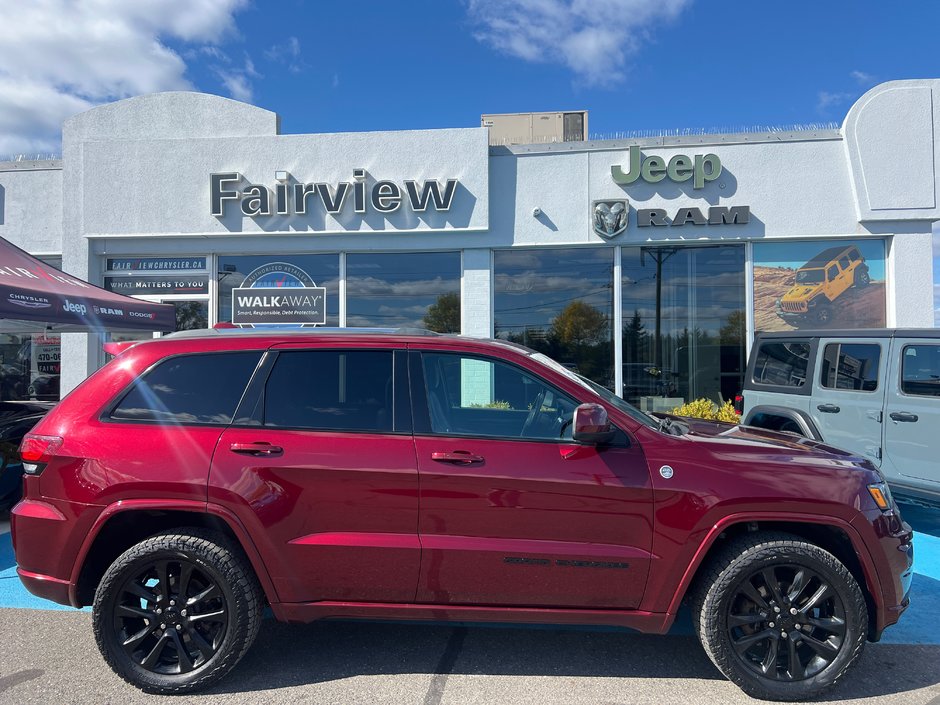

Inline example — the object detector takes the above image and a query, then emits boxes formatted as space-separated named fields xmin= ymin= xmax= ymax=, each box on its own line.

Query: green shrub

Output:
xmin=468 ymin=400 xmax=512 ymax=409
xmin=670 ymin=398 xmax=740 ymax=423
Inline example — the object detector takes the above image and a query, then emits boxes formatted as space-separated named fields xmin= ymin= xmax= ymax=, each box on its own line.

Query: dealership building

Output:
xmin=0 ymin=78 xmax=937 ymax=407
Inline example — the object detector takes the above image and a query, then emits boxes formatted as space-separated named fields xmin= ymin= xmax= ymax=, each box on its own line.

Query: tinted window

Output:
xmin=827 ymin=265 xmax=839 ymax=281
xmin=752 ymin=342 xmax=810 ymax=387
xmin=820 ymin=343 xmax=880 ymax=391
xmin=111 ymin=352 xmax=261 ymax=424
xmin=901 ymin=344 xmax=940 ymax=397
xmin=264 ymin=350 xmax=394 ymax=432
xmin=422 ymin=353 xmax=578 ymax=440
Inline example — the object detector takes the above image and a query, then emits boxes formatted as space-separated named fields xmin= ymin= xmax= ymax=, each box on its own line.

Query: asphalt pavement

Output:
xmin=1 ymin=505 xmax=939 ymax=705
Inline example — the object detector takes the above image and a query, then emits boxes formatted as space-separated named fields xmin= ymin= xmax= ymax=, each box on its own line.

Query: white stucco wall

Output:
xmin=0 ymin=162 xmax=63 ymax=255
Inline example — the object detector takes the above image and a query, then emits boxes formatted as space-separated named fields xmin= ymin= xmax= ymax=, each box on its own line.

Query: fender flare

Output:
xmin=663 ymin=511 xmax=885 ymax=632
xmin=743 ymin=404 xmax=823 ymax=440
xmin=67 ymin=498 xmax=279 ymax=608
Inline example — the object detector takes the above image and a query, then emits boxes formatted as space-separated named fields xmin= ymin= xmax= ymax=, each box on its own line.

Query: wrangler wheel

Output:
xmin=93 ymin=530 xmax=263 ymax=694
xmin=692 ymin=533 xmax=867 ymax=701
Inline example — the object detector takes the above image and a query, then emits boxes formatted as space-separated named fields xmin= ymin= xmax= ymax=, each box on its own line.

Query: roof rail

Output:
xmin=164 ymin=326 xmax=441 ymax=339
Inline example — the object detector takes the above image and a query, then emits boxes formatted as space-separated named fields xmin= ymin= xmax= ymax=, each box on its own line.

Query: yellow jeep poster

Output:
xmin=753 ymin=240 xmax=886 ymax=332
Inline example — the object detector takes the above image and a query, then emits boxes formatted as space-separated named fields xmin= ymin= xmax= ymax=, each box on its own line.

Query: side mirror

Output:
xmin=572 ymin=403 xmax=615 ymax=445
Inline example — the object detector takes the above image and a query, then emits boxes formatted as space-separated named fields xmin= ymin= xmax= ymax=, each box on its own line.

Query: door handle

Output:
xmin=817 ymin=404 xmax=841 ymax=414
xmin=889 ymin=411 xmax=919 ymax=423
xmin=431 ymin=450 xmax=484 ymax=465
xmin=230 ymin=442 xmax=283 ymax=456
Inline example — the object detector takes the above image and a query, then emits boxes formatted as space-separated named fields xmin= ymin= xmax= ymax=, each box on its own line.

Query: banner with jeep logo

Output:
xmin=0 ymin=236 xmax=175 ymax=331
xmin=752 ymin=240 xmax=886 ymax=332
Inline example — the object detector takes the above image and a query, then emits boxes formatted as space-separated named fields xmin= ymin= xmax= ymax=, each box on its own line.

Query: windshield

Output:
xmin=531 ymin=352 xmax=659 ymax=430
xmin=795 ymin=268 xmax=824 ymax=284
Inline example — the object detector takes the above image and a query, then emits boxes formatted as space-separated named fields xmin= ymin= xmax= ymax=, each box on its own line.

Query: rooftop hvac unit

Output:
xmin=481 ymin=111 xmax=588 ymax=146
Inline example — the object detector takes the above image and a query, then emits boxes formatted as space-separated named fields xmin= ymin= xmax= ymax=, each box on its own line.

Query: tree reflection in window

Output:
xmin=494 ymin=248 xmax=614 ymax=390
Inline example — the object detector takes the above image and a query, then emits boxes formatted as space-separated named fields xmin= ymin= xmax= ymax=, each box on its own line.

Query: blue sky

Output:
xmin=0 ymin=0 xmax=938 ymax=321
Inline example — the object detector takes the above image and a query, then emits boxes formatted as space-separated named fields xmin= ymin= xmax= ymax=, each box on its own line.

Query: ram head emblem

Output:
xmin=592 ymin=199 xmax=629 ymax=239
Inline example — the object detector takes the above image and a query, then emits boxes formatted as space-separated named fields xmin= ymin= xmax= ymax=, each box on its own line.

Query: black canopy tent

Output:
xmin=0 ymin=237 xmax=175 ymax=333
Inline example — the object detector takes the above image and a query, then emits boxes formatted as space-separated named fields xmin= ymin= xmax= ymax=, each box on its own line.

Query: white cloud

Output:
xmin=265 ymin=36 xmax=305 ymax=74
xmin=465 ymin=0 xmax=692 ymax=86
xmin=850 ymin=70 xmax=876 ymax=85
xmin=816 ymin=91 xmax=853 ymax=113
xmin=0 ymin=0 xmax=247 ymax=156
xmin=219 ymin=72 xmax=253 ymax=103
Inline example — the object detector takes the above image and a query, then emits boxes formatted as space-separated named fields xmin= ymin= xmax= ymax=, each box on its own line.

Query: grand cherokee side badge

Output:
xmin=659 ymin=465 xmax=674 ymax=479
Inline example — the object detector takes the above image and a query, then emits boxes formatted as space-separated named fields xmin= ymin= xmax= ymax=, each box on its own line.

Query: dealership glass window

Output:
xmin=820 ymin=343 xmax=881 ymax=391
xmin=494 ymin=248 xmax=614 ymax=390
xmin=345 ymin=252 xmax=460 ymax=332
xmin=622 ymin=245 xmax=745 ymax=410
xmin=217 ymin=255 xmax=339 ymax=327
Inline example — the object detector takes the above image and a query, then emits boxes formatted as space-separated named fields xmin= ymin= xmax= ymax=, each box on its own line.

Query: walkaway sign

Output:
xmin=232 ymin=286 xmax=326 ymax=325
xmin=0 ymin=237 xmax=174 ymax=332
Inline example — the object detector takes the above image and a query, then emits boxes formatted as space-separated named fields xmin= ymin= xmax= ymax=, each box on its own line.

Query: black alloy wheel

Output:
xmin=111 ymin=557 xmax=228 ymax=675
xmin=692 ymin=533 xmax=867 ymax=701
xmin=93 ymin=530 xmax=262 ymax=694
xmin=726 ymin=564 xmax=846 ymax=682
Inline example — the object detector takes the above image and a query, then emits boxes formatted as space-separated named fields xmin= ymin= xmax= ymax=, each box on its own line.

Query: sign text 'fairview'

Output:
xmin=211 ymin=169 xmax=459 ymax=218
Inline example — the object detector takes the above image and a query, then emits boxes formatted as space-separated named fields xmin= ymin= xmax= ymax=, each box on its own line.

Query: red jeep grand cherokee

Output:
xmin=11 ymin=329 xmax=913 ymax=700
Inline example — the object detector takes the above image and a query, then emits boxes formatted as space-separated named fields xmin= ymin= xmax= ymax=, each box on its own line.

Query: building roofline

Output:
xmin=490 ymin=127 xmax=843 ymax=156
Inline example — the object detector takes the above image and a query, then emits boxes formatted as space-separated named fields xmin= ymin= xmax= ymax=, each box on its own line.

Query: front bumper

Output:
xmin=854 ymin=507 xmax=914 ymax=640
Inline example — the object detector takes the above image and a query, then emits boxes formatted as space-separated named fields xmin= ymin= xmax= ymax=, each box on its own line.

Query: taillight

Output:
xmin=18 ymin=434 xmax=63 ymax=475
xmin=733 ymin=394 xmax=744 ymax=415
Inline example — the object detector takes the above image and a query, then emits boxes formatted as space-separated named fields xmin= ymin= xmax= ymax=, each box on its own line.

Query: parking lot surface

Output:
xmin=1 ymin=503 xmax=939 ymax=705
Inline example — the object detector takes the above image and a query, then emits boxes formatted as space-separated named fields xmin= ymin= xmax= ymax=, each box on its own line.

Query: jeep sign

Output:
xmin=611 ymin=146 xmax=721 ymax=189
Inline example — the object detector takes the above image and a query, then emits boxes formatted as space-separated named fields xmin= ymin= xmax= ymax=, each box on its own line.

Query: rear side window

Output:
xmin=820 ymin=343 xmax=880 ymax=391
xmin=901 ymin=344 xmax=940 ymax=397
xmin=752 ymin=342 xmax=810 ymax=388
xmin=263 ymin=350 xmax=394 ymax=432
xmin=110 ymin=352 xmax=261 ymax=424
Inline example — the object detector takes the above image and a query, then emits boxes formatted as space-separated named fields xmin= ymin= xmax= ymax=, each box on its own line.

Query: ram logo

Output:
xmin=592 ymin=199 xmax=629 ymax=239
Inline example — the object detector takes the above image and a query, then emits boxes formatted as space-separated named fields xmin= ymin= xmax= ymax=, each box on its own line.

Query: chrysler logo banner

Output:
xmin=232 ymin=262 xmax=326 ymax=327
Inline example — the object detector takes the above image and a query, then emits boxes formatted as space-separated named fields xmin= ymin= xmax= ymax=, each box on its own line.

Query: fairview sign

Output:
xmin=211 ymin=170 xmax=459 ymax=218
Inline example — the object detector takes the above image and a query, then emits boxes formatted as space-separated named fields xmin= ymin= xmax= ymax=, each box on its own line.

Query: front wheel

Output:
xmin=691 ymin=533 xmax=867 ymax=701
xmin=93 ymin=529 xmax=263 ymax=694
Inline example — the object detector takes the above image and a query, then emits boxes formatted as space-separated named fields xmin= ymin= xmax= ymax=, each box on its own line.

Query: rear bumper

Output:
xmin=11 ymin=493 xmax=102 ymax=608
xmin=16 ymin=567 xmax=72 ymax=605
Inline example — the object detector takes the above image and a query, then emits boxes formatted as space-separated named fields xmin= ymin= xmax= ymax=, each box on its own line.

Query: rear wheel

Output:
xmin=692 ymin=533 xmax=867 ymax=701
xmin=93 ymin=529 xmax=263 ymax=694
xmin=854 ymin=268 xmax=870 ymax=287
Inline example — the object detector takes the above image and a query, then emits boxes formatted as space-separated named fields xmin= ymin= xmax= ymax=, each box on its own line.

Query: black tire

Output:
xmin=92 ymin=529 xmax=263 ymax=694
xmin=854 ymin=268 xmax=870 ymax=287
xmin=691 ymin=533 xmax=867 ymax=701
